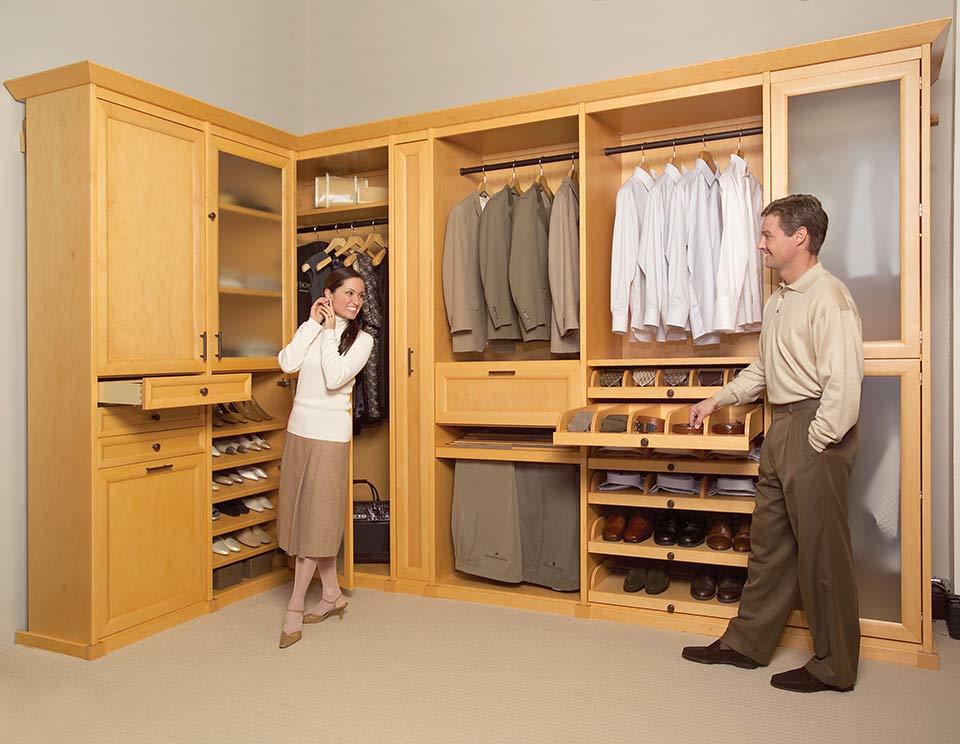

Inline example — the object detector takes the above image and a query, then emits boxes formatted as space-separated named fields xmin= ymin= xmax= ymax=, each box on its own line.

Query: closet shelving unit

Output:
xmin=7 ymin=18 xmax=945 ymax=664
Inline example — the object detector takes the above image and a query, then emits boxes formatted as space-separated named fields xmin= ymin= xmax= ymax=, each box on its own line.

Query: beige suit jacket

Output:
xmin=479 ymin=186 xmax=522 ymax=341
xmin=442 ymin=192 xmax=487 ymax=353
xmin=548 ymin=177 xmax=580 ymax=353
xmin=509 ymin=184 xmax=552 ymax=342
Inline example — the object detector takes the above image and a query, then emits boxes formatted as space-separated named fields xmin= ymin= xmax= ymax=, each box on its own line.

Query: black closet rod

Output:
xmin=603 ymin=126 xmax=763 ymax=157
xmin=296 ymin=217 xmax=389 ymax=235
xmin=459 ymin=151 xmax=579 ymax=176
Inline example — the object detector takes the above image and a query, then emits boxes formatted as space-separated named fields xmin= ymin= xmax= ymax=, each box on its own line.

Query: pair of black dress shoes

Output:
xmin=622 ymin=561 xmax=670 ymax=594
xmin=654 ymin=513 xmax=705 ymax=548
xmin=217 ymin=500 xmax=250 ymax=517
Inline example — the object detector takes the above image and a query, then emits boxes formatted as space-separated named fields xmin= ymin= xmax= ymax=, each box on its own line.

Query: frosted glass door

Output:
xmin=771 ymin=60 xmax=921 ymax=358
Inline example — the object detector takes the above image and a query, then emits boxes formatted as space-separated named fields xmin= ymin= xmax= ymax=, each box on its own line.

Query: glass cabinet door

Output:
xmin=771 ymin=56 xmax=921 ymax=358
xmin=209 ymin=137 xmax=291 ymax=370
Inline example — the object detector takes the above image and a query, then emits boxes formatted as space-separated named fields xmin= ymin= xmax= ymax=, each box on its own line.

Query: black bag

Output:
xmin=352 ymin=479 xmax=390 ymax=564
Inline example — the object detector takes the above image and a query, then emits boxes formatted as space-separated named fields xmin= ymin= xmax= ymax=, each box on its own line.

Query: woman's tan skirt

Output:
xmin=277 ymin=433 xmax=350 ymax=558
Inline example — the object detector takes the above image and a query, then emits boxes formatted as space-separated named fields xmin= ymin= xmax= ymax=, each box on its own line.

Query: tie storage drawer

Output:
xmin=98 ymin=405 xmax=204 ymax=437
xmin=98 ymin=426 xmax=206 ymax=469
xmin=435 ymin=361 xmax=580 ymax=427
xmin=554 ymin=402 xmax=762 ymax=452
xmin=98 ymin=373 xmax=252 ymax=410
xmin=587 ymin=363 xmax=749 ymax=400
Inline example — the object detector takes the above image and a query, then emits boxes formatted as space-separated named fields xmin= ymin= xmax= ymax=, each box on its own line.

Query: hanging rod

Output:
xmin=297 ymin=217 xmax=389 ymax=235
xmin=603 ymin=126 xmax=763 ymax=157
xmin=459 ymin=151 xmax=578 ymax=176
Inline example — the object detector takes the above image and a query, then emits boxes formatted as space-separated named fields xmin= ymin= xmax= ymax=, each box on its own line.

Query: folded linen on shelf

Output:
xmin=706 ymin=444 xmax=761 ymax=462
xmin=650 ymin=473 xmax=702 ymax=494
xmin=597 ymin=471 xmax=646 ymax=491
xmin=709 ymin=476 xmax=757 ymax=496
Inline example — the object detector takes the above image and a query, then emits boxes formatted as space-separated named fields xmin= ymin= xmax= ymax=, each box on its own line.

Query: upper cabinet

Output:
xmin=770 ymin=51 xmax=921 ymax=359
xmin=208 ymin=137 xmax=293 ymax=371
xmin=95 ymin=101 xmax=206 ymax=376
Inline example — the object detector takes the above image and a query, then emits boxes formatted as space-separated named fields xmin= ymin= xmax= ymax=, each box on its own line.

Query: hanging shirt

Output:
xmin=610 ymin=167 xmax=655 ymax=337
xmin=714 ymin=154 xmax=763 ymax=334
xmin=664 ymin=158 xmax=723 ymax=345
xmin=442 ymin=191 xmax=489 ymax=353
xmin=548 ymin=177 xmax=580 ymax=354
xmin=639 ymin=163 xmax=685 ymax=342
xmin=479 ymin=186 xmax=522 ymax=342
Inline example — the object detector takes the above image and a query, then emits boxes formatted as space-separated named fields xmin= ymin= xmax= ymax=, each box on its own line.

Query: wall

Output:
xmin=0 ymin=0 xmax=305 ymax=642
xmin=304 ymin=0 xmax=958 ymax=585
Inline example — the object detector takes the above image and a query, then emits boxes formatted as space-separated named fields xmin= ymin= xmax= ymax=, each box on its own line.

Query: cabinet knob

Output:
xmin=667 ymin=463 xmax=675 ymax=471
xmin=667 ymin=552 xmax=675 ymax=560
xmin=667 ymin=500 xmax=675 ymax=509
xmin=667 ymin=604 xmax=676 ymax=613
xmin=640 ymin=437 xmax=649 ymax=447
xmin=208 ymin=211 xmax=216 ymax=221
xmin=152 ymin=442 xmax=161 ymax=452
xmin=199 ymin=387 xmax=209 ymax=396
xmin=667 ymin=389 xmax=675 ymax=398
xmin=151 ymin=413 xmax=161 ymax=422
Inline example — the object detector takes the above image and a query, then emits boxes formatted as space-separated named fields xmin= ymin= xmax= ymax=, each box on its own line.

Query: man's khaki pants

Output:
xmin=722 ymin=398 xmax=860 ymax=689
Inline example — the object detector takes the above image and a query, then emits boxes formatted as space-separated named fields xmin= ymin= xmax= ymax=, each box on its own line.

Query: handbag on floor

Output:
xmin=353 ymin=479 xmax=390 ymax=564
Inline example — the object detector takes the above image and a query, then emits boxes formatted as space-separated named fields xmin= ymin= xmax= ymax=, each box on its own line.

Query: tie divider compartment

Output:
xmin=587 ymin=363 xmax=748 ymax=400
xmin=588 ymin=560 xmax=739 ymax=618
xmin=587 ymin=470 xmax=756 ymax=514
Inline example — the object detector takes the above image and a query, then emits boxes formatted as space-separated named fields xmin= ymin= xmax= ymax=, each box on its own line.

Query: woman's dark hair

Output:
xmin=323 ymin=267 xmax=365 ymax=355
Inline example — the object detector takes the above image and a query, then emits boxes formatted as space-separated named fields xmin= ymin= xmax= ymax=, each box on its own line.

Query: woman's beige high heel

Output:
xmin=304 ymin=594 xmax=348 ymax=623
xmin=279 ymin=610 xmax=304 ymax=649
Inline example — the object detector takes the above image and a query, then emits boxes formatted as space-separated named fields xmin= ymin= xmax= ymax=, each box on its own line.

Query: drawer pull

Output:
xmin=666 ymin=500 xmax=675 ymax=509
xmin=145 ymin=464 xmax=173 ymax=473
xmin=667 ymin=463 xmax=675 ymax=472
xmin=199 ymin=387 xmax=209 ymax=397
xmin=208 ymin=211 xmax=216 ymax=221
xmin=151 ymin=413 xmax=161 ymax=422
xmin=667 ymin=604 xmax=676 ymax=613
xmin=200 ymin=331 xmax=208 ymax=362
xmin=640 ymin=437 xmax=649 ymax=447
xmin=487 ymin=370 xmax=517 ymax=376
xmin=215 ymin=333 xmax=223 ymax=360
xmin=407 ymin=348 xmax=414 ymax=376
xmin=666 ymin=389 xmax=675 ymax=398
xmin=667 ymin=552 xmax=675 ymax=560
xmin=152 ymin=442 xmax=161 ymax=452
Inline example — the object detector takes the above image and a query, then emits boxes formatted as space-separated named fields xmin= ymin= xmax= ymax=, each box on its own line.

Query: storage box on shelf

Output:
xmin=297 ymin=145 xmax=389 ymax=228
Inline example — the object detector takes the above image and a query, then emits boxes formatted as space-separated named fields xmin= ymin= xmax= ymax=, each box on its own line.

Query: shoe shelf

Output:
xmin=212 ymin=564 xmax=292 ymax=603
xmin=587 ymin=454 xmax=759 ymax=477
xmin=588 ymin=563 xmax=738 ymax=619
xmin=212 ymin=527 xmax=279 ymax=569
xmin=212 ymin=449 xmax=283 ymax=472
xmin=212 ymin=510 xmax=277 ymax=537
xmin=219 ymin=202 xmax=282 ymax=222
xmin=587 ymin=360 xmax=750 ymax=401
xmin=587 ymin=472 xmax=755 ymax=515
xmin=588 ymin=516 xmax=749 ymax=568
xmin=212 ymin=470 xmax=280 ymax=505
xmin=212 ymin=419 xmax=287 ymax=438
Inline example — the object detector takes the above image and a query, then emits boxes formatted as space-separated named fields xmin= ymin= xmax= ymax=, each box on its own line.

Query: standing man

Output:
xmin=682 ymin=195 xmax=864 ymax=693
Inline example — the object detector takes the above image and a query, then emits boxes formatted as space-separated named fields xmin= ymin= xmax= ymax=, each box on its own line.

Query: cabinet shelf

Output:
xmin=298 ymin=200 xmax=389 ymax=227
xmin=589 ymin=570 xmax=738 ymax=619
xmin=212 ymin=531 xmax=278 ymax=569
xmin=589 ymin=516 xmax=748 ymax=567
xmin=212 ymin=419 xmax=287 ymax=437
xmin=212 ymin=565 xmax=292 ymax=601
xmin=212 ymin=449 xmax=283 ymax=472
xmin=219 ymin=202 xmax=282 ymax=222
xmin=212 ymin=511 xmax=277 ymax=537
xmin=588 ymin=489 xmax=755 ymax=514
xmin=212 ymin=473 xmax=280 ymax=504
xmin=218 ymin=286 xmax=282 ymax=299
xmin=588 ymin=456 xmax=759 ymax=477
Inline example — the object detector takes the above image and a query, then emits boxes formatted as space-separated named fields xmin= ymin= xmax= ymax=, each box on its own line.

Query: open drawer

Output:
xmin=98 ymin=373 xmax=251 ymax=410
xmin=554 ymin=402 xmax=762 ymax=452
xmin=435 ymin=360 xmax=580 ymax=427
xmin=588 ymin=364 xmax=747 ymax=400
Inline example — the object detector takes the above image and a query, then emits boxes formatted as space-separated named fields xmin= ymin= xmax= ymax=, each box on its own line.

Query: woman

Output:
xmin=276 ymin=267 xmax=374 ymax=649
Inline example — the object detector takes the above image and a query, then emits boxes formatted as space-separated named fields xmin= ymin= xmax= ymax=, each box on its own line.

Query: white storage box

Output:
xmin=357 ymin=185 xmax=389 ymax=203
xmin=314 ymin=174 xmax=368 ymax=208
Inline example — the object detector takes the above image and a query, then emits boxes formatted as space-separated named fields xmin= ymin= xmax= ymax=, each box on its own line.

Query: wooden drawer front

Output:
xmin=98 ymin=405 xmax=204 ymax=436
xmin=436 ymin=361 xmax=579 ymax=426
xmin=98 ymin=427 xmax=205 ymax=469
xmin=98 ymin=373 xmax=251 ymax=410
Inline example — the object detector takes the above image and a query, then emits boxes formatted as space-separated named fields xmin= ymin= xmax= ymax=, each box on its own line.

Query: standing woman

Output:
xmin=276 ymin=268 xmax=373 ymax=649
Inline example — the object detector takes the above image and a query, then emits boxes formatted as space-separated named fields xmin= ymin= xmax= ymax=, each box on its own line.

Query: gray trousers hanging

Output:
xmin=516 ymin=464 xmax=580 ymax=591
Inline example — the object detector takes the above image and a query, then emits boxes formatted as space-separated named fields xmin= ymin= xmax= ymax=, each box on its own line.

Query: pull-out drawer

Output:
xmin=554 ymin=403 xmax=762 ymax=452
xmin=588 ymin=363 xmax=748 ymax=400
xmin=435 ymin=361 xmax=580 ymax=427
xmin=98 ymin=427 xmax=205 ymax=468
xmin=98 ymin=405 xmax=204 ymax=437
xmin=98 ymin=374 xmax=251 ymax=410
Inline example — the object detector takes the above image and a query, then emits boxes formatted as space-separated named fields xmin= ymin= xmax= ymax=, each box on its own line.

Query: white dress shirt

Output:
xmin=714 ymin=154 xmax=763 ymax=333
xmin=664 ymin=158 xmax=723 ymax=344
xmin=610 ymin=167 xmax=655 ymax=338
xmin=640 ymin=164 xmax=685 ymax=342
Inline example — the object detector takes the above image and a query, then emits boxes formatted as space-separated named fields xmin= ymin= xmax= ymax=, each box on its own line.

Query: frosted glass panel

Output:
xmin=848 ymin=376 xmax=901 ymax=623
xmin=788 ymin=81 xmax=900 ymax=342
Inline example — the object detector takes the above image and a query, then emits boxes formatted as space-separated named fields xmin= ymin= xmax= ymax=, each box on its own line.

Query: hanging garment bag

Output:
xmin=352 ymin=479 xmax=390 ymax=564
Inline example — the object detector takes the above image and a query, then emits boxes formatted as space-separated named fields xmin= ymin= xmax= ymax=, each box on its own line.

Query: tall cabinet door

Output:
xmin=392 ymin=138 xmax=431 ymax=582
xmin=770 ymin=53 xmax=921 ymax=359
xmin=94 ymin=453 xmax=207 ymax=638
xmin=208 ymin=137 xmax=292 ymax=372
xmin=95 ymin=101 xmax=206 ymax=376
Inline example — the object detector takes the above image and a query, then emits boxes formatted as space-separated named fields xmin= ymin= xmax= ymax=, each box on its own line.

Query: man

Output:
xmin=682 ymin=194 xmax=864 ymax=693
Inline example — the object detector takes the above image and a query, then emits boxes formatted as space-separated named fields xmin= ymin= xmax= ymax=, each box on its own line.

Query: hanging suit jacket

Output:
xmin=547 ymin=177 xmax=580 ymax=354
xmin=516 ymin=463 xmax=580 ymax=591
xmin=451 ymin=460 xmax=522 ymax=583
xmin=442 ymin=192 xmax=488 ymax=353
xmin=352 ymin=253 xmax=384 ymax=424
xmin=479 ymin=186 xmax=522 ymax=341
xmin=509 ymin=184 xmax=552 ymax=342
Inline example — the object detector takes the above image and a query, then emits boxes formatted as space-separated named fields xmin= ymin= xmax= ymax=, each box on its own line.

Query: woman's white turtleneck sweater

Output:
xmin=278 ymin=316 xmax=374 ymax=442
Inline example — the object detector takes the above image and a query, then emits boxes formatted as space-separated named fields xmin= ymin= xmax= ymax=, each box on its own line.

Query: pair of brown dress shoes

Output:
xmin=705 ymin=516 xmax=751 ymax=552
xmin=602 ymin=509 xmax=654 ymax=543
xmin=214 ymin=398 xmax=273 ymax=427
xmin=690 ymin=567 xmax=745 ymax=603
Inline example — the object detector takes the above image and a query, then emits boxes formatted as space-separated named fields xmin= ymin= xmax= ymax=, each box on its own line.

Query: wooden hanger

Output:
xmin=698 ymin=133 xmax=717 ymax=172
xmin=336 ymin=226 xmax=364 ymax=257
xmin=567 ymin=153 xmax=577 ymax=182
xmin=325 ymin=225 xmax=347 ymax=258
xmin=668 ymin=139 xmax=680 ymax=170
xmin=362 ymin=227 xmax=386 ymax=255
xmin=535 ymin=158 xmax=553 ymax=200
xmin=734 ymin=129 xmax=745 ymax=160
xmin=477 ymin=166 xmax=491 ymax=199
xmin=371 ymin=241 xmax=388 ymax=266
xmin=507 ymin=162 xmax=523 ymax=195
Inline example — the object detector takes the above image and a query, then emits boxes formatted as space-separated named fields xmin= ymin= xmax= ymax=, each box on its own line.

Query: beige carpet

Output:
xmin=1 ymin=586 xmax=958 ymax=744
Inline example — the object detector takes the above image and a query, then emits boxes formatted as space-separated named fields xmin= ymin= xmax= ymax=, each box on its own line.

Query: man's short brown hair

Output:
xmin=761 ymin=194 xmax=829 ymax=256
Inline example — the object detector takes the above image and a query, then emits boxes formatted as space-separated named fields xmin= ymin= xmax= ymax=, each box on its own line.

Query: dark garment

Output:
xmin=516 ymin=464 xmax=579 ymax=591
xmin=377 ymin=256 xmax=389 ymax=417
xmin=352 ymin=254 xmax=385 ymax=424
xmin=297 ymin=241 xmax=328 ymax=325
xmin=722 ymin=398 xmax=860 ymax=689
